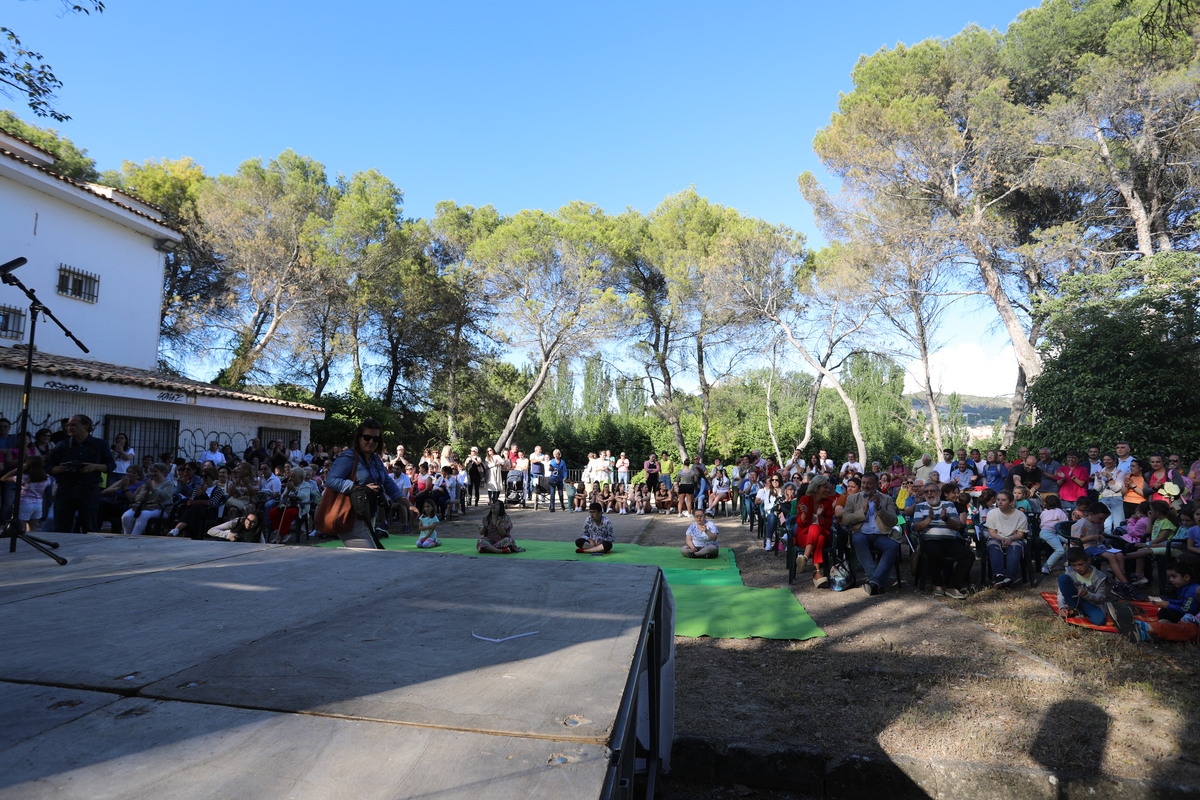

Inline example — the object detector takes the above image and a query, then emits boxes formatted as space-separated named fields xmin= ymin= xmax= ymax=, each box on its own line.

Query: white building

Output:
xmin=0 ymin=129 xmax=324 ymax=460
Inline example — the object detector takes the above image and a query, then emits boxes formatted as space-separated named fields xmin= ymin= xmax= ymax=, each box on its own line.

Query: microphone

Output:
xmin=0 ymin=257 xmax=26 ymax=276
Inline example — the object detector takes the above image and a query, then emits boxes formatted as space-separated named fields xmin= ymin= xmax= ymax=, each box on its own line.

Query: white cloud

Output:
xmin=902 ymin=340 xmax=1018 ymax=400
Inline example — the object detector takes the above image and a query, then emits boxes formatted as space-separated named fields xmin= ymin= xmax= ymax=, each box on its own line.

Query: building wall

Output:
xmin=0 ymin=176 xmax=164 ymax=370
xmin=0 ymin=380 xmax=318 ymax=462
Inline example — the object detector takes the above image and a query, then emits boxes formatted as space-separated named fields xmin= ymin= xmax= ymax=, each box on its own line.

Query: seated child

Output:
xmin=417 ymin=501 xmax=442 ymax=548
xmin=1070 ymin=502 xmax=1141 ymax=596
xmin=571 ymin=481 xmax=588 ymax=512
xmin=1111 ymin=556 xmax=1200 ymax=643
xmin=1121 ymin=501 xmax=1182 ymax=589
xmin=598 ymin=483 xmax=616 ymax=513
xmin=1057 ymin=547 xmax=1110 ymax=626
xmin=576 ymin=502 xmax=614 ymax=554
xmin=1038 ymin=495 xmax=1070 ymax=574
xmin=612 ymin=483 xmax=629 ymax=515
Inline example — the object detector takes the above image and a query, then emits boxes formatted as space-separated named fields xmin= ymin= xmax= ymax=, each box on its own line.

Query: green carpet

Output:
xmin=318 ymin=534 xmax=823 ymax=640
xmin=671 ymin=585 xmax=826 ymax=640
xmin=321 ymin=535 xmax=738 ymax=571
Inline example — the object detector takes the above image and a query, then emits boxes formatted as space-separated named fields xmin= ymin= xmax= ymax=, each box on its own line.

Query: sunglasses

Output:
xmin=360 ymin=434 xmax=382 ymax=443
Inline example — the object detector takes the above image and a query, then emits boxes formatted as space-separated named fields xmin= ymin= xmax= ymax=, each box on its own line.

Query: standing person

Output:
xmin=681 ymin=507 xmax=719 ymax=558
xmin=643 ymin=453 xmax=660 ymax=495
xmin=464 ymin=447 xmax=484 ymax=507
xmin=675 ymin=458 xmax=697 ymax=517
xmin=986 ymin=491 xmax=1029 ymax=589
xmin=484 ymin=447 xmax=505 ymax=505
xmin=46 ymin=415 xmax=115 ymax=533
xmin=547 ymin=449 xmax=567 ymax=512
xmin=528 ymin=445 xmax=547 ymax=502
xmin=842 ymin=471 xmax=900 ymax=596
xmin=1053 ymin=451 xmax=1089 ymax=513
xmin=1036 ymin=448 xmax=1062 ymax=500
xmin=110 ymin=433 xmax=135 ymax=476
xmin=1007 ymin=455 xmax=1044 ymax=496
xmin=913 ymin=454 xmax=935 ymax=484
xmin=980 ymin=450 xmax=1008 ymax=493
xmin=616 ymin=452 xmax=631 ymax=488
xmin=932 ymin=449 xmax=955 ymax=485
xmin=199 ymin=441 xmax=226 ymax=467
xmin=324 ymin=419 xmax=404 ymax=549
xmin=1093 ymin=453 xmax=1127 ymax=533
xmin=576 ymin=502 xmax=615 ymax=554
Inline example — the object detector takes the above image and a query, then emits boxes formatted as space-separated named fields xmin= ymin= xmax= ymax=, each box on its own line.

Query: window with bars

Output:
xmin=57 ymin=264 xmax=100 ymax=303
xmin=0 ymin=305 xmax=25 ymax=339
xmin=104 ymin=416 xmax=180 ymax=464
xmin=260 ymin=426 xmax=301 ymax=450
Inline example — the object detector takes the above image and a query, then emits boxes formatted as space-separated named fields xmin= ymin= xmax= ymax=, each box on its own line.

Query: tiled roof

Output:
xmin=0 ymin=346 xmax=324 ymax=413
xmin=0 ymin=145 xmax=182 ymax=235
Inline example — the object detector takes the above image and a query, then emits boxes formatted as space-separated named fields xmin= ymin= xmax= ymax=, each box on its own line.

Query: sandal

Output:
xmin=795 ymin=554 xmax=808 ymax=573
xmin=813 ymin=572 xmax=829 ymax=589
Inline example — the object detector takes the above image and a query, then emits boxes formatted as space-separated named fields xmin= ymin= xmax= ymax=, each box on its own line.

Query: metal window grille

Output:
xmin=57 ymin=264 xmax=100 ymax=303
xmin=0 ymin=305 xmax=26 ymax=339
xmin=259 ymin=426 xmax=301 ymax=451
xmin=104 ymin=415 xmax=180 ymax=464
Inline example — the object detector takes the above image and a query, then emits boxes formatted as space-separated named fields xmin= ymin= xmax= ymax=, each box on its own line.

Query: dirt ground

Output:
xmin=427 ymin=503 xmax=1200 ymax=792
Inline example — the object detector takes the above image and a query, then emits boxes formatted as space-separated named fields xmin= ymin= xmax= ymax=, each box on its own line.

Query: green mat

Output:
xmin=318 ymin=534 xmax=823 ymax=640
xmin=321 ymin=535 xmax=737 ymax=571
xmin=671 ymin=585 xmax=826 ymax=640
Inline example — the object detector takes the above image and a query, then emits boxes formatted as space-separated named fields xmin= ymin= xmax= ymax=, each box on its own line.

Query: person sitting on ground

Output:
xmin=795 ymin=475 xmax=836 ymax=588
xmin=1111 ymin=556 xmax=1200 ymax=643
xmin=577 ymin=502 xmax=615 ymax=554
xmin=681 ymin=507 xmax=719 ymax=558
xmin=655 ymin=480 xmax=673 ymax=514
xmin=843 ymin=471 xmax=900 ymax=597
xmin=570 ymin=480 xmax=588 ymax=511
xmin=207 ymin=512 xmax=263 ymax=543
xmin=477 ymin=501 xmax=523 ymax=553
xmin=417 ymin=501 xmax=442 ymax=548
xmin=1038 ymin=494 xmax=1070 ymax=575
xmin=633 ymin=483 xmax=652 ymax=515
xmin=611 ymin=482 xmax=629 ymax=515
xmin=986 ymin=490 xmax=1028 ymax=589
xmin=1057 ymin=547 xmax=1111 ymax=626
xmin=598 ymin=481 xmax=616 ymax=513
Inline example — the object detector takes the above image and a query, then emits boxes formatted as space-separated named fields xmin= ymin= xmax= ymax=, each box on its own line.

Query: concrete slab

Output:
xmin=0 ymin=691 xmax=610 ymax=800
xmin=0 ymin=682 xmax=122 ymax=752
xmin=0 ymin=533 xmax=274 ymax=604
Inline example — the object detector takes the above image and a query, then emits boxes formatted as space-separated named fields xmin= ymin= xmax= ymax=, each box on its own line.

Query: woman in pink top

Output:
xmin=1054 ymin=451 xmax=1089 ymax=512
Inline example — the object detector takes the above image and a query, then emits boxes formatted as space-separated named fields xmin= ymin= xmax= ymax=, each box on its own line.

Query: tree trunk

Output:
xmin=1002 ymin=366 xmax=1028 ymax=447
xmin=967 ymin=225 xmax=1043 ymax=383
xmin=695 ymin=333 xmax=710 ymax=463
xmin=644 ymin=325 xmax=689 ymax=463
xmin=493 ymin=351 xmax=558 ymax=452
xmin=1093 ymin=126 xmax=1155 ymax=258
xmin=765 ymin=347 xmax=782 ymax=463
xmin=796 ymin=373 xmax=823 ymax=452
xmin=445 ymin=319 xmax=464 ymax=443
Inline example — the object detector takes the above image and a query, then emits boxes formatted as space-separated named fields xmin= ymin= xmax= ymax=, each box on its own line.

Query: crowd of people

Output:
xmin=10 ymin=415 xmax=1197 ymax=645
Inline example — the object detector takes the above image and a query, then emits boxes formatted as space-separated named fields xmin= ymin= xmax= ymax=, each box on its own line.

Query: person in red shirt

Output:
xmin=1054 ymin=451 xmax=1090 ymax=513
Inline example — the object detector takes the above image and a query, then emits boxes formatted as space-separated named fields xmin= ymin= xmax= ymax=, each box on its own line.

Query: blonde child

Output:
xmin=417 ymin=501 xmax=442 ymax=548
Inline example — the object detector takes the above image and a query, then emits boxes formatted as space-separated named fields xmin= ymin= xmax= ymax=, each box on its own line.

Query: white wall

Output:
xmin=0 ymin=176 xmax=165 ymax=370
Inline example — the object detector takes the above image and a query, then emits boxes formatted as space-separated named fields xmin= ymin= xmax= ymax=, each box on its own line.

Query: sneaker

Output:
xmin=764 ymin=538 xmax=773 ymax=551
xmin=814 ymin=573 xmax=829 ymax=589
xmin=944 ymin=587 xmax=966 ymax=600
xmin=863 ymin=581 xmax=879 ymax=596
xmin=1112 ymin=582 xmax=1135 ymax=601
xmin=931 ymin=586 xmax=945 ymax=597
xmin=993 ymin=576 xmax=1012 ymax=590
xmin=1131 ymin=575 xmax=1149 ymax=586
xmin=1041 ymin=565 xmax=1052 ymax=575
xmin=795 ymin=554 xmax=808 ymax=574
xmin=1111 ymin=603 xmax=1143 ymax=643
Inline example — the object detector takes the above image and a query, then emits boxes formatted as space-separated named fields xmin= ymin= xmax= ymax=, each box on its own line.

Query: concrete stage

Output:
xmin=0 ymin=534 xmax=670 ymax=799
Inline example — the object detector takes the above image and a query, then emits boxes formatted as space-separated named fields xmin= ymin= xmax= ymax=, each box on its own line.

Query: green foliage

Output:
xmin=1023 ymin=253 xmax=1200 ymax=454
xmin=0 ymin=108 xmax=98 ymax=179
xmin=0 ymin=3 xmax=104 ymax=121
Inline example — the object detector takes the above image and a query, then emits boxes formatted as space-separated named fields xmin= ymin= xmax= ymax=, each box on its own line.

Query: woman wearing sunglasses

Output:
xmin=325 ymin=419 xmax=405 ymax=548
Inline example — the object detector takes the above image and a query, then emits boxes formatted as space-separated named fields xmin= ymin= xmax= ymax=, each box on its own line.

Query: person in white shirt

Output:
xmin=199 ymin=441 xmax=226 ymax=467
xmin=840 ymin=451 xmax=863 ymax=477
xmin=932 ymin=449 xmax=956 ymax=484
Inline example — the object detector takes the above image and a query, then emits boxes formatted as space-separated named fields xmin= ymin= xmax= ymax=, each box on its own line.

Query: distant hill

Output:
xmin=904 ymin=393 xmax=1012 ymax=426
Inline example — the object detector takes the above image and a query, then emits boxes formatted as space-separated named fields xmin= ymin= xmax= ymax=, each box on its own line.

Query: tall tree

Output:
xmin=0 ymin=109 xmax=97 ymax=179
xmin=196 ymin=150 xmax=332 ymax=387
xmin=471 ymin=202 xmax=629 ymax=452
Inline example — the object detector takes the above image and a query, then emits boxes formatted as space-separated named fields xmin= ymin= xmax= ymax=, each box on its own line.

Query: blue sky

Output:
xmin=5 ymin=0 xmax=1034 ymax=397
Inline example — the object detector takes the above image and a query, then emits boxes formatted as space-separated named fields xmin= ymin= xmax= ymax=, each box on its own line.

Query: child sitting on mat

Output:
xmin=681 ymin=507 xmax=719 ymax=558
xmin=1111 ymin=556 xmax=1200 ymax=643
xmin=576 ymin=502 xmax=614 ymax=554
xmin=417 ymin=501 xmax=442 ymax=548
xmin=1056 ymin=547 xmax=1111 ymax=626
xmin=477 ymin=502 xmax=525 ymax=554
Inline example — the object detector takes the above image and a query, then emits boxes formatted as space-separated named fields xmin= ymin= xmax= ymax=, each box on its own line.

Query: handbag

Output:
xmin=315 ymin=454 xmax=357 ymax=535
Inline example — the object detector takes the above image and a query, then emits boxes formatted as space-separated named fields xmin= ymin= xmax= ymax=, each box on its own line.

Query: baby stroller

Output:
xmin=530 ymin=475 xmax=552 ymax=510
xmin=504 ymin=473 xmax=527 ymax=508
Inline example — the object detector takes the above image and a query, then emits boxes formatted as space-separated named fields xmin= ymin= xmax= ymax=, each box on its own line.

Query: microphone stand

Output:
xmin=3 ymin=258 xmax=90 ymax=565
